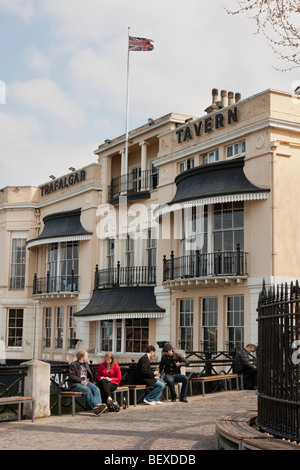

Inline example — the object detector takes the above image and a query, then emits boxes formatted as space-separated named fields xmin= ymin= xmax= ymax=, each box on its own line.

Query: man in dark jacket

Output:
xmin=159 ymin=343 xmax=189 ymax=403
xmin=69 ymin=349 xmax=107 ymax=415
xmin=135 ymin=345 xmax=165 ymax=405
xmin=233 ymin=344 xmax=257 ymax=389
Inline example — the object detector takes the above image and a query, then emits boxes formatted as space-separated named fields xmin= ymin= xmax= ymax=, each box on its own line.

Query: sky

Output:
xmin=0 ymin=0 xmax=299 ymax=189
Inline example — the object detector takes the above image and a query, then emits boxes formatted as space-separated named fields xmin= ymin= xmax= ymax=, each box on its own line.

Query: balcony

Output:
xmin=94 ymin=263 xmax=156 ymax=289
xmin=108 ymin=168 xmax=158 ymax=204
xmin=33 ymin=271 xmax=79 ymax=296
xmin=163 ymin=245 xmax=248 ymax=288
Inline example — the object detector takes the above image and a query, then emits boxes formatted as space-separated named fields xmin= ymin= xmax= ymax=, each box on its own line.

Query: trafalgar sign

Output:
xmin=40 ymin=170 xmax=86 ymax=196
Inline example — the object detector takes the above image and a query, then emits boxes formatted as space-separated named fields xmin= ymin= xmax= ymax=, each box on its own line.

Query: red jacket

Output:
xmin=96 ymin=362 xmax=122 ymax=385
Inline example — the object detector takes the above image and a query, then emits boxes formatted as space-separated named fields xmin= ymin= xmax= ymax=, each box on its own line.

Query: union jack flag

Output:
xmin=129 ymin=36 xmax=154 ymax=52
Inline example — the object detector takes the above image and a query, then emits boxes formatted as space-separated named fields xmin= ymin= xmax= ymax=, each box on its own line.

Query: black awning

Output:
xmin=27 ymin=208 xmax=92 ymax=249
xmin=74 ymin=286 xmax=165 ymax=321
xmin=169 ymin=157 xmax=270 ymax=205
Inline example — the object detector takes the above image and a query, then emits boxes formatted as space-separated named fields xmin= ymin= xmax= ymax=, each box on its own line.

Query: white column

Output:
xmin=139 ymin=140 xmax=149 ymax=190
xmin=120 ymin=148 xmax=126 ymax=176
xmin=22 ymin=359 xmax=51 ymax=419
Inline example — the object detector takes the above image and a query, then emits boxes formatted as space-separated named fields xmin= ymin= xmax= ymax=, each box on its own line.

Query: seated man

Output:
xmin=159 ymin=343 xmax=189 ymax=403
xmin=69 ymin=349 xmax=107 ymax=415
xmin=135 ymin=345 xmax=165 ymax=405
xmin=233 ymin=343 xmax=258 ymax=390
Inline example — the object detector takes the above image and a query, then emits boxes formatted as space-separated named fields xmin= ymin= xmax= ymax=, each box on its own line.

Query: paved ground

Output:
xmin=0 ymin=390 xmax=257 ymax=453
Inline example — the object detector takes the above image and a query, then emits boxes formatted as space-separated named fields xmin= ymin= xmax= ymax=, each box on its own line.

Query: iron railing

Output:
xmin=0 ymin=350 xmax=243 ymax=418
xmin=0 ymin=365 xmax=27 ymax=420
xmin=257 ymin=280 xmax=300 ymax=443
xmin=33 ymin=270 xmax=79 ymax=295
xmin=94 ymin=263 xmax=156 ymax=288
xmin=163 ymin=245 xmax=247 ymax=281
xmin=108 ymin=168 xmax=158 ymax=202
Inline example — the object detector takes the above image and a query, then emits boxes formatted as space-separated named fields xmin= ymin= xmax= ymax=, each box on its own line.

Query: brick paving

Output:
xmin=0 ymin=390 xmax=257 ymax=451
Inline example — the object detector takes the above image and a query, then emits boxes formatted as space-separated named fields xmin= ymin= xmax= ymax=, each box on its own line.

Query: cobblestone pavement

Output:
xmin=0 ymin=390 xmax=257 ymax=452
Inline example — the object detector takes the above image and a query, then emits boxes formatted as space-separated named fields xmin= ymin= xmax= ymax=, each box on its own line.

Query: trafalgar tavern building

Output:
xmin=1 ymin=87 xmax=300 ymax=364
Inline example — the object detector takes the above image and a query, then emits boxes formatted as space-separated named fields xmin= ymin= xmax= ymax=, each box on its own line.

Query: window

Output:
xmin=55 ymin=307 xmax=64 ymax=349
xmin=43 ymin=308 xmax=52 ymax=349
xmin=226 ymin=140 xmax=246 ymax=158
xmin=60 ymin=242 xmax=79 ymax=291
xmin=100 ymin=320 xmax=113 ymax=352
xmin=7 ymin=309 xmax=23 ymax=348
xmin=180 ymin=206 xmax=207 ymax=260
xmin=147 ymin=229 xmax=157 ymax=267
xmin=178 ymin=299 xmax=193 ymax=351
xmin=125 ymin=319 xmax=149 ymax=353
xmin=46 ymin=241 xmax=79 ymax=292
xmin=227 ymin=296 xmax=244 ymax=350
xmin=202 ymin=149 xmax=219 ymax=165
xmin=9 ymin=234 xmax=27 ymax=290
xmin=106 ymin=239 xmax=115 ymax=269
xmin=179 ymin=158 xmax=194 ymax=173
xmin=99 ymin=318 xmax=149 ymax=354
xmin=68 ymin=306 xmax=77 ymax=349
xmin=213 ymin=202 xmax=244 ymax=251
xmin=125 ymin=235 xmax=135 ymax=267
xmin=202 ymin=297 xmax=218 ymax=352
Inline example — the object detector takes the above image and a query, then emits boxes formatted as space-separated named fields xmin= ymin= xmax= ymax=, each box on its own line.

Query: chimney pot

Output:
xmin=212 ymin=88 xmax=218 ymax=104
xmin=228 ymin=91 xmax=234 ymax=105
xmin=235 ymin=92 xmax=241 ymax=103
xmin=221 ymin=90 xmax=227 ymax=106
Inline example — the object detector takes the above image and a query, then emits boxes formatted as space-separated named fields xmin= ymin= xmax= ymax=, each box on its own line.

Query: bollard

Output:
xmin=21 ymin=359 xmax=51 ymax=419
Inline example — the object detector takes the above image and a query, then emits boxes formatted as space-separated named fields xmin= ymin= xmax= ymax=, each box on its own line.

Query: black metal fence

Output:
xmin=0 ymin=351 xmax=240 ymax=419
xmin=257 ymin=280 xmax=300 ymax=443
xmin=163 ymin=245 xmax=247 ymax=281
xmin=94 ymin=264 xmax=156 ymax=289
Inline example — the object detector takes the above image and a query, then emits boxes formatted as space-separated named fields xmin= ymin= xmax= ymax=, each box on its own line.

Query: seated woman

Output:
xmin=97 ymin=352 xmax=122 ymax=410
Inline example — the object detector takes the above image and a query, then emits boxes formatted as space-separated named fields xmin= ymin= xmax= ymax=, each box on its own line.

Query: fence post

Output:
xmin=46 ymin=271 xmax=50 ymax=293
xmin=170 ymin=251 xmax=174 ymax=280
xmin=236 ymin=243 xmax=241 ymax=275
xmin=163 ymin=255 xmax=167 ymax=282
xmin=33 ymin=273 xmax=37 ymax=295
xmin=94 ymin=265 xmax=99 ymax=289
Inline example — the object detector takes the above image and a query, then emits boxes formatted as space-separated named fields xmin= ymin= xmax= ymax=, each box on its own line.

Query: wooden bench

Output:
xmin=242 ymin=437 xmax=300 ymax=451
xmin=215 ymin=411 xmax=266 ymax=450
xmin=112 ymin=385 xmax=152 ymax=407
xmin=164 ymin=382 xmax=182 ymax=400
xmin=112 ymin=386 xmax=130 ymax=408
xmin=216 ymin=411 xmax=300 ymax=450
xmin=189 ymin=373 xmax=243 ymax=397
xmin=58 ymin=391 xmax=83 ymax=416
xmin=0 ymin=396 xmax=35 ymax=422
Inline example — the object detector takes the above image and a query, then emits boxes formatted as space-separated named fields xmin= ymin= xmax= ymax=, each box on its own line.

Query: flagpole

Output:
xmin=124 ymin=26 xmax=130 ymax=178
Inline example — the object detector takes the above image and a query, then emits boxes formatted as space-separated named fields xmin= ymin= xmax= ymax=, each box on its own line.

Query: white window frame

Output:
xmin=179 ymin=158 xmax=194 ymax=174
xmin=226 ymin=140 xmax=246 ymax=159
xmin=7 ymin=308 xmax=24 ymax=349
xmin=201 ymin=149 xmax=219 ymax=165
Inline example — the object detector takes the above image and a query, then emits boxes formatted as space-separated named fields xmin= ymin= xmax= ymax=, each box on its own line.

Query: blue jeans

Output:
xmin=146 ymin=378 xmax=165 ymax=402
xmin=73 ymin=381 xmax=102 ymax=409
xmin=165 ymin=374 xmax=189 ymax=400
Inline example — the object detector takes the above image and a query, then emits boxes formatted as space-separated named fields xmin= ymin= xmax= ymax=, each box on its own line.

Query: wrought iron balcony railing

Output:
xmin=33 ymin=271 xmax=79 ymax=295
xmin=94 ymin=263 xmax=156 ymax=289
xmin=108 ymin=168 xmax=158 ymax=202
xmin=163 ymin=245 xmax=247 ymax=281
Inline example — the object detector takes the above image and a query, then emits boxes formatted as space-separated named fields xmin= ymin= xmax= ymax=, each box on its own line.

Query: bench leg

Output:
xmin=71 ymin=395 xmax=76 ymax=416
xmin=32 ymin=400 xmax=35 ymax=422
xmin=17 ymin=402 xmax=21 ymax=421
xmin=202 ymin=381 xmax=205 ymax=397
xmin=58 ymin=395 xmax=62 ymax=416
